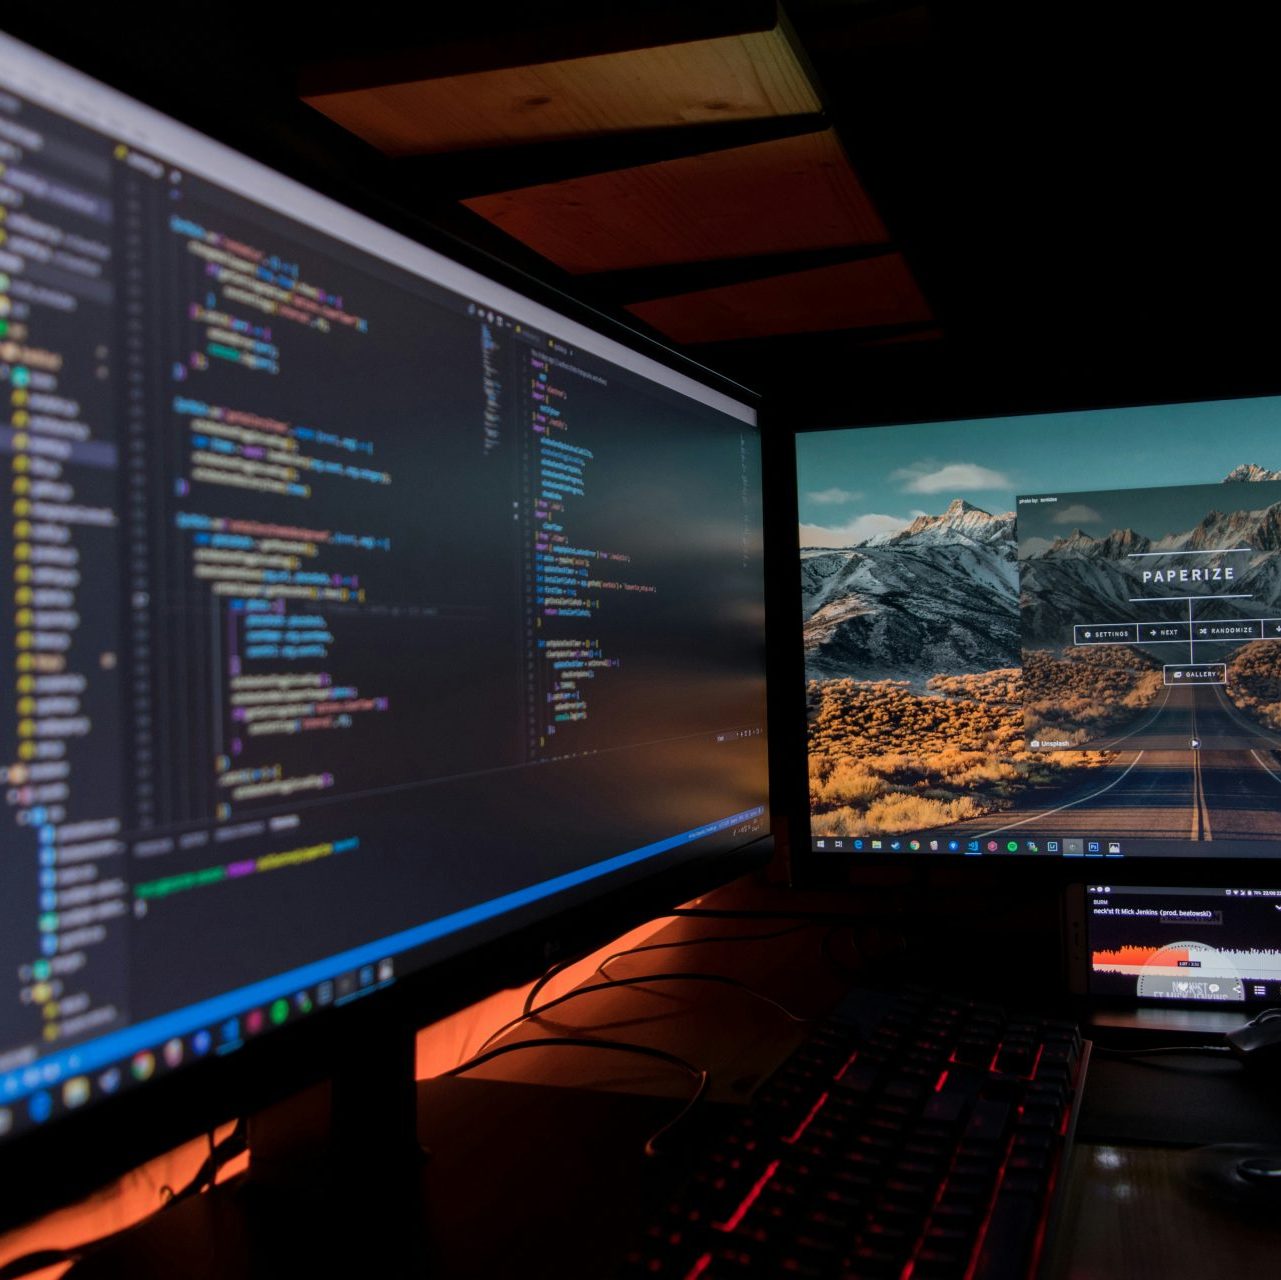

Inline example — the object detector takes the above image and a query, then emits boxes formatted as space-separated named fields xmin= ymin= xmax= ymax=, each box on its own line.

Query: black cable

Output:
xmin=520 ymin=907 xmax=887 ymax=1015
xmin=0 ymin=1121 xmax=247 ymax=1280
xmin=594 ymin=923 xmax=809 ymax=981
xmin=477 ymin=970 xmax=809 ymax=1058
xmin=1092 ymin=1044 xmax=1233 ymax=1058
xmin=670 ymin=906 xmax=884 ymax=923
xmin=167 ymin=1120 xmax=247 ymax=1204
xmin=522 ymin=937 xmax=607 ymax=1018
xmin=521 ymin=910 xmax=703 ymax=1015
xmin=820 ymin=922 xmax=870 ymax=976
xmin=443 ymin=1036 xmax=708 ymax=1156
xmin=0 ymin=1250 xmax=69 ymax=1280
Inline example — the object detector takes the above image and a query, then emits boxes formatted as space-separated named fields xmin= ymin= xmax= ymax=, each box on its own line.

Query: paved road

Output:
xmin=944 ymin=683 xmax=1281 ymax=842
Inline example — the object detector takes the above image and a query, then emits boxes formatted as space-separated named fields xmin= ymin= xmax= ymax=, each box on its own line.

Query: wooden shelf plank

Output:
xmin=463 ymin=130 xmax=887 ymax=274
xmin=303 ymin=28 xmax=820 ymax=156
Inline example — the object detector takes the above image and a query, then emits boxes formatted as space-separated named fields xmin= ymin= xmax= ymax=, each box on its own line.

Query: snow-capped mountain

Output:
xmin=880 ymin=498 xmax=1013 ymax=548
xmin=1039 ymin=527 xmax=1151 ymax=559
xmin=1226 ymin=463 xmax=1281 ymax=482
xmin=802 ymin=499 xmax=1018 ymax=681
xmin=1032 ymin=502 xmax=1281 ymax=561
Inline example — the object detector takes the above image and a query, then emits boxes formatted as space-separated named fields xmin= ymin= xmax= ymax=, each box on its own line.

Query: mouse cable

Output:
xmin=0 ymin=1120 xmax=248 ymax=1280
xmin=670 ymin=906 xmax=885 ymax=923
xmin=521 ymin=910 xmax=694 ymax=1017
xmin=1091 ymin=1044 xmax=1233 ymax=1058
xmin=520 ymin=903 xmax=897 ymax=1015
xmin=594 ymin=923 xmax=810 ymax=982
xmin=521 ymin=918 xmax=810 ymax=1017
xmin=442 ymin=1036 xmax=708 ymax=1157
xmin=478 ymin=971 xmax=810 ymax=1059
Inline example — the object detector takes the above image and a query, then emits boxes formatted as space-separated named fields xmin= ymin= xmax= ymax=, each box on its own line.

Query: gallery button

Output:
xmin=1164 ymin=663 xmax=1227 ymax=685
xmin=1193 ymin=620 xmax=1262 ymax=641
xmin=1139 ymin=622 xmax=1191 ymax=642
xmin=1074 ymin=624 xmax=1137 ymax=645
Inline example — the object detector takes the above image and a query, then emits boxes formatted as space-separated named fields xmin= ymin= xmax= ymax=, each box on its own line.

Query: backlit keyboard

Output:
xmin=626 ymin=986 xmax=1085 ymax=1279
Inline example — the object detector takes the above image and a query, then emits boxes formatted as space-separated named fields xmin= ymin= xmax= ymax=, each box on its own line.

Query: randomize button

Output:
xmin=1164 ymin=663 xmax=1227 ymax=685
xmin=1193 ymin=620 xmax=1263 ymax=641
xmin=1140 ymin=622 xmax=1191 ymax=642
xmin=1074 ymin=624 xmax=1137 ymax=645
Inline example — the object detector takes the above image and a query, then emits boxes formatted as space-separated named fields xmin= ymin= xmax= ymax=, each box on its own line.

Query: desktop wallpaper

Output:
xmin=798 ymin=396 xmax=1281 ymax=846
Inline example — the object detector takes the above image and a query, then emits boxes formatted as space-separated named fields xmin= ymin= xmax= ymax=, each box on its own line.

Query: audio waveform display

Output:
xmin=1093 ymin=945 xmax=1281 ymax=977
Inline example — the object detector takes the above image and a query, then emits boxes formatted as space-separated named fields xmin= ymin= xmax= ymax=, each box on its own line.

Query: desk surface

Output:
xmin=49 ymin=874 xmax=1281 ymax=1276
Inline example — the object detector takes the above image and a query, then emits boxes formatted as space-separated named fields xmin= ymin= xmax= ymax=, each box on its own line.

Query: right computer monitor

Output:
xmin=797 ymin=395 xmax=1281 ymax=862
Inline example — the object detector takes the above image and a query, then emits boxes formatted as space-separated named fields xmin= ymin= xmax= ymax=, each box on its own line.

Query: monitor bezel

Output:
xmin=0 ymin=27 xmax=774 ymax=1231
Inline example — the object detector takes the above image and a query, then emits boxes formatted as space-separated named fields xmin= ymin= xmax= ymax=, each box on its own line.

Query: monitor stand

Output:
xmin=67 ymin=1020 xmax=431 ymax=1278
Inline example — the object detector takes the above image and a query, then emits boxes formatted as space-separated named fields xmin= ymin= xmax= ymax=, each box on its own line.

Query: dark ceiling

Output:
xmin=8 ymin=3 xmax=1280 ymax=426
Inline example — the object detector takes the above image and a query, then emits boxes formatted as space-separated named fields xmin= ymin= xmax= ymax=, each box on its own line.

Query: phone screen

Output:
xmin=1085 ymin=884 xmax=1281 ymax=1005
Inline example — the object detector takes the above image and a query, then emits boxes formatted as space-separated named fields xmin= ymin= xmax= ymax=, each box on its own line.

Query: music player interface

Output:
xmin=1087 ymin=884 xmax=1281 ymax=1004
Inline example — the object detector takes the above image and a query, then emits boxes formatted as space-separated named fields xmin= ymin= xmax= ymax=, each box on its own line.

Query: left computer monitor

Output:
xmin=0 ymin=30 xmax=769 ymax=1223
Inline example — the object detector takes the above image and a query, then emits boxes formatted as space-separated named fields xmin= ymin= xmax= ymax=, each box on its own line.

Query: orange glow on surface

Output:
xmin=0 ymin=918 xmax=667 ymax=1272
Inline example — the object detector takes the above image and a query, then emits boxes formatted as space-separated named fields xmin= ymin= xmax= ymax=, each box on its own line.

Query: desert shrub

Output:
xmin=1227 ymin=642 xmax=1281 ymax=731
xmin=1023 ymin=648 xmax=1162 ymax=738
xmin=864 ymin=792 xmax=986 ymax=832
xmin=811 ymin=807 xmax=864 ymax=836
xmin=807 ymin=666 xmax=1114 ymax=834
xmin=817 ymin=763 xmax=885 ymax=806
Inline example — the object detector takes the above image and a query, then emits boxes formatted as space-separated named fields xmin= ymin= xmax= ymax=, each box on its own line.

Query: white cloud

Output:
xmin=799 ymin=513 xmax=909 ymax=547
xmin=1051 ymin=502 xmax=1103 ymax=525
xmin=806 ymin=486 xmax=862 ymax=505
xmin=891 ymin=461 xmax=1012 ymax=494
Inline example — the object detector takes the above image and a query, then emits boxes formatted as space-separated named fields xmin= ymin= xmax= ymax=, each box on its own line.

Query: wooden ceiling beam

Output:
xmin=574 ymin=244 xmax=897 ymax=307
xmin=304 ymin=25 xmax=819 ymax=156
xmin=387 ymin=112 xmax=829 ymax=201
xmin=626 ymin=255 xmax=932 ymax=345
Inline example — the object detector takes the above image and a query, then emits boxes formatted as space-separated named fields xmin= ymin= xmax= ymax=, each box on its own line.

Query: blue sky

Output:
xmin=796 ymin=395 xmax=1281 ymax=546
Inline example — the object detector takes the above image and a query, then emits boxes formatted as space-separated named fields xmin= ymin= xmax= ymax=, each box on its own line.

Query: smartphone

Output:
xmin=1066 ymin=883 xmax=1281 ymax=1007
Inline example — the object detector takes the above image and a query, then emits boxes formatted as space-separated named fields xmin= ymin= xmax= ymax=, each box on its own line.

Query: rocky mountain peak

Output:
xmin=1046 ymin=528 xmax=1096 ymax=554
xmin=1225 ymin=463 xmax=1281 ymax=483
xmin=886 ymin=498 xmax=1013 ymax=547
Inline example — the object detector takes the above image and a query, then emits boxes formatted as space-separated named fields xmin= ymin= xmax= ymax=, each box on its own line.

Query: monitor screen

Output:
xmin=1085 ymin=884 xmax=1281 ymax=1006
xmin=0 ymin=35 xmax=768 ymax=1147
xmin=798 ymin=396 xmax=1281 ymax=861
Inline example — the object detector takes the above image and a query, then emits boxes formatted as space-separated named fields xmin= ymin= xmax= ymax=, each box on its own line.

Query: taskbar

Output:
xmin=811 ymin=833 xmax=1281 ymax=858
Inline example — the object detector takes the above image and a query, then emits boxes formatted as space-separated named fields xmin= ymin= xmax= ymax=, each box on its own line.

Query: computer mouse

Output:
xmin=1184 ymin=1144 xmax=1281 ymax=1213
xmin=1225 ymin=1014 xmax=1281 ymax=1068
